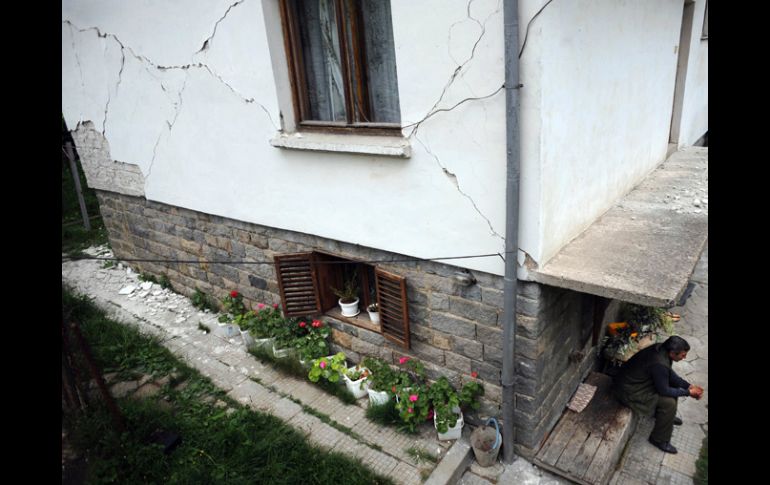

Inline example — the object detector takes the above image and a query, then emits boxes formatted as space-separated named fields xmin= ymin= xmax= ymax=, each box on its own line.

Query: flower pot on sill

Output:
xmin=367 ymin=311 xmax=381 ymax=324
xmin=339 ymin=298 xmax=360 ymax=317
xmin=435 ymin=409 xmax=464 ymax=441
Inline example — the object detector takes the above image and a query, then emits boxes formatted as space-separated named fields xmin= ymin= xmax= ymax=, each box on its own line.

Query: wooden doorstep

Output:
xmin=533 ymin=372 xmax=637 ymax=485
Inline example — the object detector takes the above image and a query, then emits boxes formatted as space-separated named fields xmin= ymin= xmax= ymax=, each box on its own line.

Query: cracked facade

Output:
xmin=62 ymin=0 xmax=708 ymax=457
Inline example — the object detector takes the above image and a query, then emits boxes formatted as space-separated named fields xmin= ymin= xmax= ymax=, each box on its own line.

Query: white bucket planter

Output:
xmin=253 ymin=336 xmax=275 ymax=352
xmin=272 ymin=344 xmax=294 ymax=359
xmin=435 ymin=409 xmax=464 ymax=441
xmin=343 ymin=367 xmax=370 ymax=399
xmin=367 ymin=389 xmax=390 ymax=406
xmin=339 ymin=298 xmax=360 ymax=317
xmin=240 ymin=329 xmax=255 ymax=348
xmin=216 ymin=322 xmax=240 ymax=338
xmin=367 ymin=311 xmax=381 ymax=324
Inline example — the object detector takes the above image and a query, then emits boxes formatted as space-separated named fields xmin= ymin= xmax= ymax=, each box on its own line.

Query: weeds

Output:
xmin=62 ymin=286 xmax=395 ymax=485
xmin=694 ymin=433 xmax=708 ymax=485
xmin=405 ymin=446 xmax=438 ymax=464
xmin=197 ymin=322 xmax=210 ymax=334
xmin=191 ymin=288 xmax=218 ymax=312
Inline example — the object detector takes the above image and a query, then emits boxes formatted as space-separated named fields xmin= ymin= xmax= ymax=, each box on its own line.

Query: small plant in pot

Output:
xmin=294 ymin=319 xmax=330 ymax=367
xmin=343 ymin=365 xmax=371 ymax=399
xmin=428 ymin=377 xmax=464 ymax=440
xmin=362 ymin=357 xmax=397 ymax=405
xmin=366 ymin=302 xmax=380 ymax=324
xmin=308 ymin=352 xmax=348 ymax=383
xmin=332 ymin=275 xmax=359 ymax=317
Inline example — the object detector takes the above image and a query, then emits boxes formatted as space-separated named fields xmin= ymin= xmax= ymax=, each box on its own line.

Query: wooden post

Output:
xmin=64 ymin=141 xmax=91 ymax=231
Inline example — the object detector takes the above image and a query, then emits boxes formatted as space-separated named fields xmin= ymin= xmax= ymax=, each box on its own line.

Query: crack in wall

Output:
xmin=66 ymin=22 xmax=86 ymax=97
xmin=415 ymin=133 xmax=504 ymax=241
xmin=62 ymin=19 xmax=277 ymax=132
xmin=406 ymin=0 xmax=502 ymax=138
xmin=103 ymin=47 xmax=126 ymax=137
xmin=197 ymin=0 xmax=246 ymax=53
xmin=147 ymin=72 xmax=190 ymax=182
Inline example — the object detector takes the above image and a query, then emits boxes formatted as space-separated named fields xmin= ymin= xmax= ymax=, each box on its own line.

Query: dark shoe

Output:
xmin=673 ymin=416 xmax=683 ymax=426
xmin=649 ymin=437 xmax=678 ymax=454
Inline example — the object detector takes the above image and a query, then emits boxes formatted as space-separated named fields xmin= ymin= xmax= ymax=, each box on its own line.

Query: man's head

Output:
xmin=662 ymin=335 xmax=690 ymax=362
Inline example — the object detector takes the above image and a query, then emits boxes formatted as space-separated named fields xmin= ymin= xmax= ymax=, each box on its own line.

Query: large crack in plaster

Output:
xmin=103 ymin=47 xmax=126 ymax=137
xmin=197 ymin=0 xmax=246 ymax=53
xmin=415 ymin=133 xmax=504 ymax=241
xmin=147 ymin=72 xmax=190 ymax=182
xmin=63 ymin=18 xmax=278 ymax=140
xmin=406 ymin=0 xmax=502 ymax=138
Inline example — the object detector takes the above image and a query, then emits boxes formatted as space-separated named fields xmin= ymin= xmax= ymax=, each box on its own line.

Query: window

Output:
xmin=273 ymin=251 xmax=411 ymax=348
xmin=279 ymin=0 xmax=401 ymax=133
xmin=701 ymin=1 xmax=708 ymax=39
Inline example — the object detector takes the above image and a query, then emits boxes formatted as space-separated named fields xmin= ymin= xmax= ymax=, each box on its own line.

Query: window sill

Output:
xmin=325 ymin=307 xmax=382 ymax=333
xmin=270 ymin=131 xmax=411 ymax=158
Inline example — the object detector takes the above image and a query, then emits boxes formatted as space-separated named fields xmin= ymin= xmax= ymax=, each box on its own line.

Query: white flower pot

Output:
xmin=339 ymin=298 xmax=360 ymax=317
xmin=272 ymin=344 xmax=294 ymax=359
xmin=240 ymin=329 xmax=255 ymax=348
xmin=367 ymin=311 xmax=381 ymax=324
xmin=435 ymin=410 xmax=464 ymax=441
xmin=216 ymin=322 xmax=240 ymax=338
xmin=367 ymin=389 xmax=390 ymax=406
xmin=253 ymin=336 xmax=275 ymax=352
xmin=343 ymin=367 xmax=370 ymax=399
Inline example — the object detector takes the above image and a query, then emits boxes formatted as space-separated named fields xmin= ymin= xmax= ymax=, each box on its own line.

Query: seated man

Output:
xmin=612 ymin=335 xmax=703 ymax=454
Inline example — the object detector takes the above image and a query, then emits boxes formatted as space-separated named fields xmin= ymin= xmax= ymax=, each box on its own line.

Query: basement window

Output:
xmin=279 ymin=0 xmax=401 ymax=135
xmin=273 ymin=251 xmax=410 ymax=348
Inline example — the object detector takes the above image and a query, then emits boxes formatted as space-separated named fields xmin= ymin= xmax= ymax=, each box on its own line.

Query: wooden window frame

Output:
xmin=279 ymin=0 xmax=402 ymax=136
xmin=274 ymin=250 xmax=410 ymax=348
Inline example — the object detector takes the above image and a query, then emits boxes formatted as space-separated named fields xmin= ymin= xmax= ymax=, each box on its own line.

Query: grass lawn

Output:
xmin=62 ymin=287 xmax=394 ymax=485
xmin=694 ymin=433 xmax=707 ymax=485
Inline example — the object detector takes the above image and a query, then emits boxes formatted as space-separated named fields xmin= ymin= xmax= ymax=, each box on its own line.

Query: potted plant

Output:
xmin=332 ymin=272 xmax=359 ymax=317
xmin=217 ymin=290 xmax=246 ymax=338
xmin=251 ymin=303 xmax=283 ymax=351
xmin=366 ymin=302 xmax=380 ymax=324
xmin=294 ymin=319 xmax=330 ymax=367
xmin=308 ymin=352 xmax=348 ymax=383
xmin=428 ymin=377 xmax=463 ymax=440
xmin=343 ymin=365 xmax=371 ymax=399
xmin=362 ymin=357 xmax=395 ymax=405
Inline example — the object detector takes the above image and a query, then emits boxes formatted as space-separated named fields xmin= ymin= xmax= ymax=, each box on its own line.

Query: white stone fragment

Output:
xmin=140 ymin=281 xmax=153 ymax=291
xmin=119 ymin=285 xmax=136 ymax=295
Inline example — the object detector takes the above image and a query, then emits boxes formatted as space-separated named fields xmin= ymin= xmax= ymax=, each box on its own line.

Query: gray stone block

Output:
xmin=471 ymin=360 xmax=501 ymax=383
xmin=518 ymin=282 xmax=542 ymax=299
xmin=516 ymin=295 xmax=541 ymax=317
xmin=451 ymin=335 xmax=483 ymax=360
xmin=248 ymin=274 xmax=267 ymax=289
xmin=481 ymin=287 xmax=505 ymax=309
xmin=457 ymin=284 xmax=482 ymax=302
xmin=411 ymin=340 xmax=445 ymax=365
xmin=476 ymin=325 xmax=503 ymax=349
xmin=483 ymin=345 xmax=503 ymax=366
xmin=357 ymin=327 xmax=386 ymax=346
xmin=449 ymin=298 xmax=498 ymax=326
xmin=445 ymin=351 xmax=472 ymax=373
xmin=430 ymin=312 xmax=476 ymax=338
xmin=429 ymin=293 xmax=450 ymax=311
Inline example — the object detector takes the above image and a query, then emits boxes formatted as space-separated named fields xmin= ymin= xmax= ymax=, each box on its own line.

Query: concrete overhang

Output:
xmin=527 ymin=147 xmax=708 ymax=308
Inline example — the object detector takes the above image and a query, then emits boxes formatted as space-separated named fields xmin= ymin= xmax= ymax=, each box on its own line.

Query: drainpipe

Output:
xmin=501 ymin=0 xmax=521 ymax=464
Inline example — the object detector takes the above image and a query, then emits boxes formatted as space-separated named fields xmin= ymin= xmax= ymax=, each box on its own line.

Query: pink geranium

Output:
xmin=409 ymin=394 xmax=418 ymax=402
xmin=257 ymin=303 xmax=265 ymax=309
xmin=273 ymin=303 xmax=279 ymax=309
xmin=299 ymin=321 xmax=306 ymax=328
xmin=399 ymin=356 xmax=410 ymax=365
xmin=320 ymin=361 xmax=327 ymax=369
xmin=407 ymin=407 xmax=414 ymax=413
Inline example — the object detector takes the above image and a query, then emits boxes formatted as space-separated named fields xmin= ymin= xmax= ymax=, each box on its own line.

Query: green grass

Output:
xmin=405 ymin=446 xmax=438 ymax=464
xmin=694 ymin=433 xmax=708 ymax=485
xmin=62 ymin=286 xmax=395 ymax=485
xmin=62 ymin=144 xmax=108 ymax=256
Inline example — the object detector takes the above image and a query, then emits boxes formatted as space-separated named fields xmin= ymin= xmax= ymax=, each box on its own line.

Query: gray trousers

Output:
xmin=650 ymin=396 xmax=677 ymax=443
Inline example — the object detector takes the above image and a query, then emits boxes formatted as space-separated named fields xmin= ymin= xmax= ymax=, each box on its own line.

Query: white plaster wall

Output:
xmin=62 ymin=0 xmax=509 ymax=276
xmin=678 ymin=0 xmax=708 ymax=146
xmin=519 ymin=0 xmax=684 ymax=266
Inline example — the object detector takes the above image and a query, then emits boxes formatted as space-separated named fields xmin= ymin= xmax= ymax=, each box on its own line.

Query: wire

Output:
xmin=62 ymin=251 xmax=518 ymax=266
xmin=519 ymin=0 xmax=557 ymax=59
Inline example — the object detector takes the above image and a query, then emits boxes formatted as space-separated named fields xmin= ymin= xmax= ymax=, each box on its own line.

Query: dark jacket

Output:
xmin=613 ymin=343 xmax=690 ymax=416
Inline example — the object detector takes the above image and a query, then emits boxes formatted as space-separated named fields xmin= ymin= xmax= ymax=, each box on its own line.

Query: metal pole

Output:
xmin=502 ymin=0 xmax=521 ymax=464
xmin=64 ymin=141 xmax=91 ymax=231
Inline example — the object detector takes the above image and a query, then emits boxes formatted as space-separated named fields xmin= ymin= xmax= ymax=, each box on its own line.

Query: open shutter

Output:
xmin=375 ymin=268 xmax=410 ymax=349
xmin=274 ymin=252 xmax=322 ymax=317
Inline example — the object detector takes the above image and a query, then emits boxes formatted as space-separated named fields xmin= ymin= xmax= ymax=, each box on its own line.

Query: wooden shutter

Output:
xmin=274 ymin=252 xmax=321 ymax=317
xmin=375 ymin=268 xmax=410 ymax=349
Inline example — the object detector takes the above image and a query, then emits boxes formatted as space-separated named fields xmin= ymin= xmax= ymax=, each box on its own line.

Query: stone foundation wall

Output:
xmin=95 ymin=190 xmax=618 ymax=455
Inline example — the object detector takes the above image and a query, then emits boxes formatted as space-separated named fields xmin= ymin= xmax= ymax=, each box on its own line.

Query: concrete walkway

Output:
xmin=62 ymin=246 xmax=456 ymax=485
xmin=459 ymin=245 xmax=708 ymax=484
xmin=610 ymin=243 xmax=708 ymax=485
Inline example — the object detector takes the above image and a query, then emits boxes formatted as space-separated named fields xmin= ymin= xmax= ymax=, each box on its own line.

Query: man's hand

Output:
xmin=688 ymin=384 xmax=704 ymax=400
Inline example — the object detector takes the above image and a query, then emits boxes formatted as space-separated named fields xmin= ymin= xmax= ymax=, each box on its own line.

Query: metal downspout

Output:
xmin=502 ymin=0 xmax=521 ymax=464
